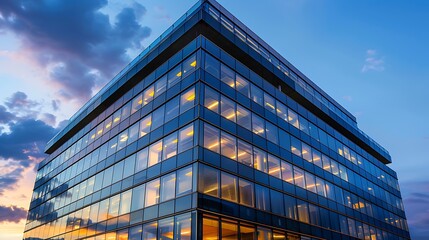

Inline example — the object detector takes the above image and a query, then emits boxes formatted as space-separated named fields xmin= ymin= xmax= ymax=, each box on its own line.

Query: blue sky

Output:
xmin=0 ymin=0 xmax=428 ymax=239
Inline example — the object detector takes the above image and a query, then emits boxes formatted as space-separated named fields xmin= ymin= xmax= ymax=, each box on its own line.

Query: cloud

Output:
xmin=0 ymin=105 xmax=15 ymax=124
xmin=0 ymin=205 xmax=27 ymax=223
xmin=5 ymin=91 xmax=39 ymax=110
xmin=361 ymin=49 xmax=385 ymax=72
xmin=402 ymin=181 xmax=429 ymax=240
xmin=0 ymin=0 xmax=151 ymax=104
xmin=0 ymin=161 xmax=25 ymax=195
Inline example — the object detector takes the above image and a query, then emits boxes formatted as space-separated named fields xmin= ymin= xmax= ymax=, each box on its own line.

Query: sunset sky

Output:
xmin=0 ymin=0 xmax=428 ymax=239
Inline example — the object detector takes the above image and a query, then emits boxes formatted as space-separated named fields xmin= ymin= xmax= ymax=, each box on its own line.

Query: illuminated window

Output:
xmin=131 ymin=93 xmax=143 ymax=114
xmin=288 ymin=109 xmax=299 ymax=128
xmin=273 ymin=231 xmax=286 ymax=240
xmin=178 ymin=124 xmax=194 ymax=153
xmin=204 ymin=124 xmax=220 ymax=154
xmin=237 ymin=140 xmax=253 ymax=167
xmin=236 ymin=105 xmax=251 ymax=130
xmin=281 ymin=161 xmax=294 ymax=184
xmin=145 ymin=179 xmax=160 ymax=207
xmin=175 ymin=213 xmax=192 ymax=240
xmin=221 ymin=221 xmax=238 ymax=239
xmin=257 ymin=227 xmax=272 ymax=240
xmin=148 ymin=140 xmax=163 ymax=167
xmin=176 ymin=166 xmax=193 ymax=197
xmin=202 ymin=216 xmax=219 ymax=240
xmin=204 ymin=87 xmax=220 ymax=113
xmin=315 ymin=177 xmax=326 ymax=197
xmin=158 ymin=217 xmax=174 ymax=240
xmin=108 ymin=136 xmax=118 ymax=156
xmin=180 ymin=87 xmax=195 ymax=113
xmin=154 ymin=75 xmax=167 ymax=97
xmin=331 ymin=160 xmax=339 ymax=177
xmin=284 ymin=195 xmax=297 ymax=220
xmin=290 ymin=137 xmax=301 ymax=156
xmin=297 ymin=200 xmax=309 ymax=223
xmin=220 ymin=64 xmax=235 ymax=88
xmin=293 ymin=167 xmax=305 ymax=188
xmin=163 ymin=132 xmax=178 ymax=160
xmin=142 ymin=221 xmax=158 ymax=239
xmin=239 ymin=179 xmax=254 ymax=207
xmin=117 ymin=130 xmax=128 ymax=150
xmin=129 ymin=225 xmax=142 ymax=240
xmin=252 ymin=114 xmax=265 ymax=137
xmin=263 ymin=93 xmax=276 ymax=114
xmin=139 ymin=115 xmax=152 ymax=137
xmin=305 ymin=172 xmax=317 ymax=193
xmin=168 ymin=65 xmax=182 ymax=87
xmin=199 ymin=165 xmax=219 ymax=197
xmin=322 ymin=155 xmax=331 ymax=172
xmin=268 ymin=155 xmax=281 ymax=178
xmin=236 ymin=74 xmax=249 ymax=97
xmin=301 ymin=143 xmax=312 ymax=162
xmin=182 ymin=54 xmax=197 ymax=78
xmin=255 ymin=184 xmax=270 ymax=211
xmin=160 ymin=173 xmax=176 ymax=202
xmin=312 ymin=150 xmax=322 ymax=168
xmin=221 ymin=172 xmax=238 ymax=202
xmin=253 ymin=148 xmax=267 ymax=173
xmin=221 ymin=132 xmax=236 ymax=160
xmin=276 ymin=102 xmax=288 ymax=121
xmin=221 ymin=96 xmax=236 ymax=122
xmin=136 ymin=148 xmax=148 ymax=172
xmin=240 ymin=225 xmax=255 ymax=240
xmin=112 ymin=110 xmax=121 ymax=128
xmin=251 ymin=84 xmax=263 ymax=105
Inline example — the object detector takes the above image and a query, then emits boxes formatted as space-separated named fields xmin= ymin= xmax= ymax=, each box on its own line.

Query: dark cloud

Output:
xmin=0 ymin=205 xmax=27 ymax=223
xmin=5 ymin=91 xmax=39 ymax=110
xmin=51 ymin=100 xmax=60 ymax=111
xmin=0 ymin=0 xmax=151 ymax=103
xmin=41 ymin=113 xmax=56 ymax=126
xmin=402 ymin=181 xmax=429 ymax=240
xmin=0 ymin=164 xmax=25 ymax=196
xmin=0 ymin=105 xmax=15 ymax=124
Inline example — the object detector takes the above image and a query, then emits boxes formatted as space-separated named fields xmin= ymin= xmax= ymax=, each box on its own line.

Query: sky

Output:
xmin=0 ymin=0 xmax=428 ymax=239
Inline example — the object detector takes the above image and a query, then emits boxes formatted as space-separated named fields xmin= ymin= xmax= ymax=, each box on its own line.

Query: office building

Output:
xmin=24 ymin=0 xmax=410 ymax=239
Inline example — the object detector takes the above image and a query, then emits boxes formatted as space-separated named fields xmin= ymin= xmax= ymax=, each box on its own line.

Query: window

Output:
xmin=204 ymin=124 xmax=220 ymax=154
xmin=128 ymin=122 xmax=139 ymax=144
xmin=205 ymin=53 xmax=220 ymax=78
xmin=236 ymin=105 xmax=251 ymax=130
xmin=199 ymin=165 xmax=219 ymax=197
xmin=158 ymin=217 xmax=174 ymax=240
xmin=290 ymin=137 xmax=301 ymax=156
xmin=221 ymin=173 xmax=238 ymax=202
xmin=255 ymin=184 xmax=270 ymax=211
xmin=204 ymin=87 xmax=220 ymax=113
xmin=299 ymin=117 xmax=309 ymax=135
xmin=276 ymin=102 xmax=288 ymax=121
xmin=203 ymin=216 xmax=219 ymax=240
xmin=154 ymin=75 xmax=167 ymax=97
xmin=129 ymin=225 xmax=142 ymax=240
xmin=165 ymin=96 xmax=179 ymax=123
xmin=238 ymin=179 xmax=254 ymax=207
xmin=220 ymin=64 xmax=235 ymax=87
xmin=151 ymin=105 xmax=165 ymax=130
xmin=267 ymin=155 xmax=281 ymax=178
xmin=163 ymin=132 xmax=178 ymax=160
xmin=294 ymin=167 xmax=305 ymax=188
xmin=168 ymin=65 xmax=182 ymax=87
xmin=257 ymin=227 xmax=272 ymax=240
xmin=131 ymin=184 xmax=145 ymax=211
xmin=139 ymin=115 xmax=152 ymax=137
xmin=305 ymin=172 xmax=317 ymax=193
xmin=220 ymin=96 xmax=236 ymax=122
xmin=182 ymin=54 xmax=197 ymax=78
xmin=252 ymin=114 xmax=265 ymax=137
xmin=98 ymin=199 xmax=109 ymax=221
xmin=297 ymin=200 xmax=309 ymax=223
xmin=236 ymin=75 xmax=249 ymax=97
xmin=288 ymin=109 xmax=299 ymax=128
xmin=251 ymin=84 xmax=263 ymax=105
xmin=309 ymin=204 xmax=320 ymax=226
xmin=316 ymin=177 xmax=326 ymax=197
xmin=175 ymin=213 xmax=192 ymax=240
xmin=221 ymin=221 xmax=238 ymax=239
xmin=148 ymin=140 xmax=163 ymax=167
xmin=284 ymin=195 xmax=297 ymax=220
xmin=270 ymin=190 xmax=284 ymax=215
xmin=142 ymin=221 xmax=158 ymax=239
xmin=237 ymin=140 xmax=253 ymax=167
xmin=117 ymin=130 xmax=129 ymax=150
xmin=119 ymin=190 xmax=132 ymax=215
xmin=221 ymin=132 xmax=236 ymax=160
xmin=339 ymin=165 xmax=348 ymax=181
xmin=331 ymin=160 xmax=339 ymax=177
xmin=312 ymin=150 xmax=323 ymax=168
xmin=281 ymin=161 xmax=294 ymax=184
xmin=325 ymin=182 xmax=336 ymax=200
xmin=180 ymin=87 xmax=195 ymax=113
xmin=240 ymin=225 xmax=255 ymax=240
xmin=176 ymin=166 xmax=193 ymax=197
xmin=145 ymin=179 xmax=160 ymax=207
xmin=136 ymin=148 xmax=148 ymax=172
xmin=263 ymin=93 xmax=276 ymax=114
xmin=178 ymin=124 xmax=194 ymax=153
xmin=160 ymin=173 xmax=176 ymax=202
xmin=301 ymin=143 xmax=312 ymax=162
xmin=143 ymin=85 xmax=155 ymax=105
xmin=253 ymin=148 xmax=267 ymax=173
xmin=322 ymin=155 xmax=331 ymax=172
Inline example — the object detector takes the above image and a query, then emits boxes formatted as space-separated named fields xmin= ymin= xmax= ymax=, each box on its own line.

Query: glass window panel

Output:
xmin=270 ymin=190 xmax=284 ymax=215
xmin=175 ymin=213 xmax=192 ymax=240
xmin=281 ymin=161 xmax=294 ymax=184
xmin=117 ymin=130 xmax=129 ymax=150
xmin=299 ymin=117 xmax=309 ymax=135
xmin=221 ymin=221 xmax=238 ymax=240
xmin=268 ymin=155 xmax=281 ymax=178
xmin=257 ymin=227 xmax=272 ymax=240
xmin=204 ymin=124 xmax=220 ymax=154
xmin=348 ymin=218 xmax=357 ymax=237
xmin=255 ymin=184 xmax=270 ymax=211
xmin=309 ymin=122 xmax=319 ymax=140
xmin=165 ymin=96 xmax=180 ymax=123
xmin=263 ymin=93 xmax=276 ymax=114
xmin=252 ymin=114 xmax=265 ymax=137
xmin=112 ymin=110 xmax=122 ymax=128
xmin=253 ymin=148 xmax=267 ymax=173
xmin=309 ymin=204 xmax=320 ymax=226
xmin=251 ymin=84 xmax=263 ymax=105
xmin=117 ymin=229 xmax=128 ymax=240
xmin=290 ymin=137 xmax=301 ymax=156
xmin=322 ymin=155 xmax=331 ymax=172
xmin=239 ymin=179 xmax=254 ymax=207
xmin=221 ymin=132 xmax=236 ymax=160
xmin=178 ymin=124 xmax=194 ymax=153
xmin=155 ymin=75 xmax=167 ymax=97
xmin=297 ymin=200 xmax=309 ymax=223
xmin=176 ymin=166 xmax=193 ymax=197
xmin=136 ymin=148 xmax=148 ymax=172
xmin=293 ymin=167 xmax=305 ymax=188
xmin=265 ymin=122 xmax=278 ymax=144
xmin=158 ymin=217 xmax=174 ymax=240
xmin=284 ymin=195 xmax=297 ymax=220
xmin=199 ymin=165 xmax=219 ymax=197
xmin=339 ymin=165 xmax=348 ymax=181
xmin=103 ymin=166 xmax=114 ymax=188
xmin=312 ymin=150 xmax=322 ymax=168
xmin=180 ymin=87 xmax=195 ymax=113
xmin=160 ymin=173 xmax=176 ymax=202
xmin=112 ymin=161 xmax=124 ymax=183
xmin=143 ymin=85 xmax=155 ymax=105
xmin=204 ymin=87 xmax=220 ymax=113
xmin=139 ymin=115 xmax=152 ymax=137
xmin=131 ymin=184 xmax=145 ymax=212
xmin=236 ymin=105 xmax=251 ymax=130
xmin=121 ymin=102 xmax=131 ymax=119
xmin=145 ymin=179 xmax=160 ymax=207
xmin=104 ymin=116 xmax=113 ymax=131
xmin=205 ymin=53 xmax=220 ymax=78
xmin=276 ymin=102 xmax=288 ymax=121
xmin=237 ymin=140 xmax=253 ymax=167
xmin=182 ymin=53 xmax=197 ymax=78
xmin=142 ymin=221 xmax=158 ymax=240
xmin=108 ymin=136 xmax=118 ymax=156
xmin=168 ymin=65 xmax=182 ymax=87
xmin=325 ymin=182 xmax=336 ymax=200
xmin=315 ymin=177 xmax=326 ymax=197
xmin=163 ymin=132 xmax=178 ymax=160
xmin=129 ymin=225 xmax=142 ymax=240
xmin=339 ymin=215 xmax=349 ymax=235
xmin=220 ymin=64 xmax=235 ymax=88
xmin=98 ymin=199 xmax=109 ymax=222
xmin=109 ymin=194 xmax=120 ymax=217
xmin=119 ymin=190 xmax=132 ymax=215
xmin=287 ymin=109 xmax=299 ymax=128
xmin=128 ymin=122 xmax=139 ymax=144
xmin=240 ymin=225 xmax=255 ymax=240
xmin=305 ymin=172 xmax=317 ymax=193
xmin=148 ymin=140 xmax=163 ymax=167
xmin=220 ymin=96 xmax=236 ymax=122
xmin=123 ymin=154 xmax=136 ymax=178
xmin=235 ymin=74 xmax=249 ymax=97
xmin=331 ymin=160 xmax=339 ymax=177
xmin=202 ymin=217 xmax=218 ymax=240
xmin=301 ymin=143 xmax=312 ymax=162
xmin=151 ymin=105 xmax=165 ymax=130
xmin=221 ymin=172 xmax=238 ymax=202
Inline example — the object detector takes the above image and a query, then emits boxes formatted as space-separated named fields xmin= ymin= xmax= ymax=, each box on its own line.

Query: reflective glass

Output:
xmin=221 ymin=172 xmax=238 ymax=202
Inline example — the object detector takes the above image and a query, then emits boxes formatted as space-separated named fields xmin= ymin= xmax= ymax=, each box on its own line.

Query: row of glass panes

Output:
xmin=31 ymin=86 xmax=195 ymax=204
xmin=25 ymin=165 xmax=195 ymax=239
xmin=203 ymin=84 xmax=403 ymax=214
xmin=202 ymin=123 xmax=407 ymax=231
xmin=27 ymin=122 xmax=195 ymax=227
xmin=36 ymin=52 xmax=198 ymax=183
xmin=199 ymin=164 xmax=402 ymax=240
xmin=204 ymin=2 xmax=395 ymax=158
xmin=204 ymin=51 xmax=399 ymax=192
xmin=202 ymin=214 xmax=307 ymax=240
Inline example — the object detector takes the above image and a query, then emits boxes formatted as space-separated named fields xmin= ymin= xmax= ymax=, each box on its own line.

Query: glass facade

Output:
xmin=25 ymin=0 xmax=409 ymax=239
